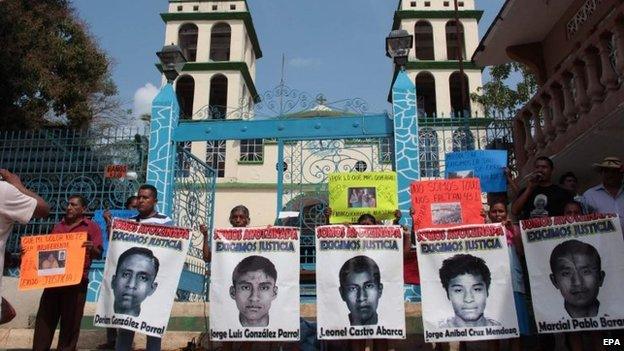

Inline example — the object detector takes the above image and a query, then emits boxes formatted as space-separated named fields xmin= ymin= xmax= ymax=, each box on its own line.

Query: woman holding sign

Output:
xmin=486 ymin=201 xmax=531 ymax=351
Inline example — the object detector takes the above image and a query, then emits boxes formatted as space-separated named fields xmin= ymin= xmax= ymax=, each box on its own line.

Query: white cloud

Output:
xmin=132 ymin=83 xmax=159 ymax=117
xmin=289 ymin=57 xmax=322 ymax=68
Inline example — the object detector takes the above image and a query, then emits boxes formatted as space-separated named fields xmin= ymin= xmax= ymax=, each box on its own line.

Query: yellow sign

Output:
xmin=328 ymin=171 xmax=398 ymax=224
xmin=19 ymin=232 xmax=87 ymax=290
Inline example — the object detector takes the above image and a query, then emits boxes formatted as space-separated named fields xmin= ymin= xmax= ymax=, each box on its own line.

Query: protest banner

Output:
xmin=315 ymin=225 xmax=406 ymax=339
xmin=445 ymin=150 xmax=507 ymax=193
xmin=411 ymin=178 xmax=484 ymax=230
xmin=417 ymin=224 xmax=519 ymax=342
xmin=328 ymin=172 xmax=398 ymax=224
xmin=520 ymin=214 xmax=624 ymax=333
xmin=19 ymin=232 xmax=87 ymax=290
xmin=93 ymin=209 xmax=138 ymax=257
xmin=209 ymin=226 xmax=300 ymax=341
xmin=94 ymin=219 xmax=190 ymax=338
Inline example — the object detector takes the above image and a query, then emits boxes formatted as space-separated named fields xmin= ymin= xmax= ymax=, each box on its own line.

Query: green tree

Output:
xmin=471 ymin=63 xmax=537 ymax=118
xmin=0 ymin=0 xmax=120 ymax=129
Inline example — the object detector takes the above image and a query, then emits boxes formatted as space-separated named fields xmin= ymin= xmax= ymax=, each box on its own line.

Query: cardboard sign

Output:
xmin=19 ymin=232 xmax=87 ymax=290
xmin=417 ymin=224 xmax=519 ymax=342
xmin=104 ymin=164 xmax=128 ymax=179
xmin=521 ymin=214 xmax=624 ymax=333
xmin=94 ymin=219 xmax=190 ymax=338
xmin=209 ymin=227 xmax=300 ymax=341
xmin=328 ymin=172 xmax=398 ymax=224
xmin=411 ymin=178 xmax=484 ymax=230
xmin=445 ymin=150 xmax=507 ymax=193
xmin=315 ymin=225 xmax=406 ymax=339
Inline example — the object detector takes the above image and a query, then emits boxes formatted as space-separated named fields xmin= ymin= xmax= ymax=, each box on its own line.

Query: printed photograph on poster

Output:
xmin=339 ymin=255 xmax=383 ymax=326
xmin=38 ymin=250 xmax=66 ymax=275
xmin=111 ymin=247 xmax=159 ymax=317
xmin=209 ymin=227 xmax=300 ymax=341
xmin=417 ymin=224 xmax=519 ymax=343
xmin=94 ymin=219 xmax=191 ymax=338
xmin=230 ymin=255 xmax=278 ymax=327
xmin=520 ymin=214 xmax=624 ymax=333
xmin=347 ymin=187 xmax=377 ymax=208
xmin=19 ymin=232 xmax=87 ymax=290
xmin=328 ymin=172 xmax=398 ymax=224
xmin=447 ymin=170 xmax=475 ymax=179
xmin=436 ymin=254 xmax=501 ymax=328
xmin=315 ymin=225 xmax=406 ymax=340
xmin=431 ymin=203 xmax=462 ymax=225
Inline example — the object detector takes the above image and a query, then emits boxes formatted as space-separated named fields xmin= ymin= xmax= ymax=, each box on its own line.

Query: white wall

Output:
xmin=164 ymin=20 xmax=253 ymax=63
xmin=399 ymin=18 xmax=480 ymax=61
xmin=214 ymin=189 xmax=278 ymax=228
xmin=407 ymin=69 xmax=483 ymax=117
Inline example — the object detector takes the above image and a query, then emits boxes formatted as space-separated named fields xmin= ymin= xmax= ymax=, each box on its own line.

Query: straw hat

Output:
xmin=592 ymin=156 xmax=622 ymax=169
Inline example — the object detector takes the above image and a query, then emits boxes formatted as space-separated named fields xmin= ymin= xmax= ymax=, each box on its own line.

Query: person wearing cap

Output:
xmin=582 ymin=157 xmax=624 ymax=229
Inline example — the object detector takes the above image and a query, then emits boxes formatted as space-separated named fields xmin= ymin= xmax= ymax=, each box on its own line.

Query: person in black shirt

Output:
xmin=511 ymin=156 xmax=573 ymax=220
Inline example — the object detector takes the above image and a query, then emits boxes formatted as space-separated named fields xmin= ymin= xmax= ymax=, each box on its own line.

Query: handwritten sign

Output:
xmin=445 ymin=150 xmax=507 ymax=193
xmin=19 ymin=232 xmax=87 ymax=290
xmin=411 ymin=178 xmax=484 ymax=230
xmin=104 ymin=164 xmax=128 ymax=179
xmin=328 ymin=172 xmax=398 ymax=224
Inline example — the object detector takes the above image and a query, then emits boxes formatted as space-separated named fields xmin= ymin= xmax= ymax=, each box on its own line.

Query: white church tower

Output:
xmin=160 ymin=0 xmax=262 ymax=176
xmin=392 ymin=0 xmax=484 ymax=118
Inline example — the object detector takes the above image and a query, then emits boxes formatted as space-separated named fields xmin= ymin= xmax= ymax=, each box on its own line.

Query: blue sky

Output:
xmin=72 ymin=0 xmax=504 ymax=117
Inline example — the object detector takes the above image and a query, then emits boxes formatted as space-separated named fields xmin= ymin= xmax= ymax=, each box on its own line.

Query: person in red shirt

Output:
xmin=32 ymin=194 xmax=103 ymax=351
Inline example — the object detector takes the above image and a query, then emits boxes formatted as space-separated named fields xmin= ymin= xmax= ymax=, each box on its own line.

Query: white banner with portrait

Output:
xmin=94 ymin=219 xmax=191 ymax=338
xmin=521 ymin=214 xmax=624 ymax=333
xmin=315 ymin=225 xmax=406 ymax=340
xmin=209 ymin=227 xmax=300 ymax=341
xmin=417 ymin=224 xmax=519 ymax=342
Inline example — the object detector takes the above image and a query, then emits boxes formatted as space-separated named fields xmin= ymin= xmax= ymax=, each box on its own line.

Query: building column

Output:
xmin=147 ymin=83 xmax=180 ymax=217
xmin=392 ymin=70 xmax=420 ymax=228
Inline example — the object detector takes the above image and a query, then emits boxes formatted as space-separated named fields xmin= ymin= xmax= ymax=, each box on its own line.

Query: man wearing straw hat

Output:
xmin=582 ymin=157 xmax=624 ymax=230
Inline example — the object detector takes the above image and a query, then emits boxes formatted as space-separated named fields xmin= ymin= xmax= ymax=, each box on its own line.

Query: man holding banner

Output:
xmin=95 ymin=184 xmax=180 ymax=351
xmin=521 ymin=213 xmax=624 ymax=333
xmin=32 ymin=194 xmax=103 ymax=351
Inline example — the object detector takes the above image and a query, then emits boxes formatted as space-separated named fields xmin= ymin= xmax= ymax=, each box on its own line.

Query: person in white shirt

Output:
xmin=0 ymin=169 xmax=49 ymax=319
xmin=582 ymin=157 xmax=624 ymax=230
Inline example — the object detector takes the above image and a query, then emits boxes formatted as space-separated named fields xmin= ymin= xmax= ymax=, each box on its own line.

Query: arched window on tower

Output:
xmin=452 ymin=128 xmax=475 ymax=151
xmin=449 ymin=71 xmax=471 ymax=117
xmin=210 ymin=23 xmax=231 ymax=61
xmin=445 ymin=20 xmax=465 ymax=60
xmin=419 ymin=128 xmax=440 ymax=177
xmin=209 ymin=74 xmax=228 ymax=119
xmin=416 ymin=72 xmax=437 ymax=118
xmin=178 ymin=23 xmax=198 ymax=62
xmin=414 ymin=21 xmax=434 ymax=60
xmin=175 ymin=75 xmax=195 ymax=119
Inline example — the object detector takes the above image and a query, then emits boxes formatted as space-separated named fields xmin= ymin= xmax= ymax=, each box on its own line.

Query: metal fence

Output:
xmin=0 ymin=127 xmax=149 ymax=254
xmin=278 ymin=116 xmax=514 ymax=267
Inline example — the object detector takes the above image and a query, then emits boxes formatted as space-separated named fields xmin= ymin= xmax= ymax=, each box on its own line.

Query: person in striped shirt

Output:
xmin=115 ymin=184 xmax=171 ymax=351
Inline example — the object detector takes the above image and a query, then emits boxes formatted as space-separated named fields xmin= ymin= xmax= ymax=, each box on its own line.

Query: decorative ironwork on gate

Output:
xmin=172 ymin=146 xmax=216 ymax=301
xmin=280 ymin=136 xmax=394 ymax=265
